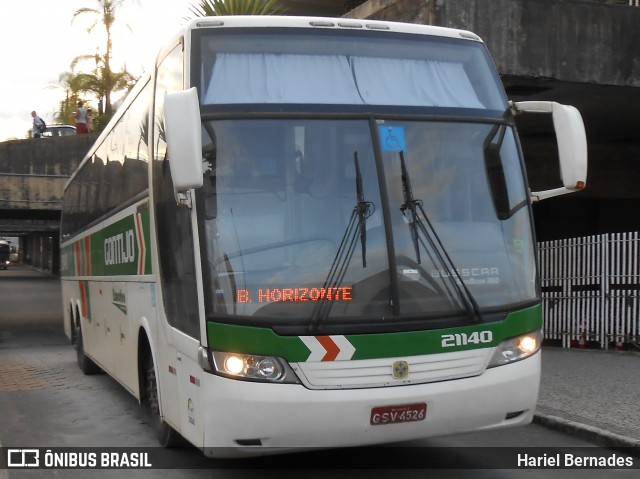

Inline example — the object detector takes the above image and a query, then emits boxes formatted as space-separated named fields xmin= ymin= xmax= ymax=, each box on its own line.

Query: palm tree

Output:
xmin=69 ymin=57 xmax=137 ymax=113
xmin=55 ymin=66 xmax=136 ymax=130
xmin=71 ymin=0 xmax=129 ymax=117
xmin=54 ymin=72 xmax=87 ymax=125
xmin=188 ymin=0 xmax=286 ymax=17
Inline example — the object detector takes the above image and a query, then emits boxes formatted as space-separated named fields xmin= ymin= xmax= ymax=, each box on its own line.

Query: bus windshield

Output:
xmin=199 ymin=118 xmax=537 ymax=325
xmin=194 ymin=27 xmax=535 ymax=328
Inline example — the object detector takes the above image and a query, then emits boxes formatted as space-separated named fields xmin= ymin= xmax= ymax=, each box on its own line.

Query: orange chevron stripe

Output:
xmin=316 ymin=336 xmax=340 ymax=361
xmin=135 ymin=212 xmax=145 ymax=275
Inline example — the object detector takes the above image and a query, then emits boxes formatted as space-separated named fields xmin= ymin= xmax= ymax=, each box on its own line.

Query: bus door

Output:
xmin=152 ymin=41 xmax=204 ymax=445
xmin=153 ymin=137 xmax=205 ymax=445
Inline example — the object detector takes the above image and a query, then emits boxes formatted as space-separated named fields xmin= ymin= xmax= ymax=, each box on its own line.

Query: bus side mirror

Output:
xmin=512 ymin=101 xmax=587 ymax=202
xmin=164 ymin=87 xmax=203 ymax=193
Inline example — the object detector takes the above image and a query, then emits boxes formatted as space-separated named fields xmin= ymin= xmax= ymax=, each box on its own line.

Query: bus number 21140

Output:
xmin=441 ymin=331 xmax=493 ymax=348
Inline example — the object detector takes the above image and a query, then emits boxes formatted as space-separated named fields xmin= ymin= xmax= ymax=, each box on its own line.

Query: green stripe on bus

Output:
xmin=349 ymin=304 xmax=541 ymax=359
xmin=207 ymin=323 xmax=312 ymax=360
xmin=207 ymin=304 xmax=542 ymax=362
xmin=60 ymin=209 xmax=151 ymax=277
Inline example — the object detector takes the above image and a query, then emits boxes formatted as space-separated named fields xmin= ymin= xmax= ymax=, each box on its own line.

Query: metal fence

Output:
xmin=538 ymin=232 xmax=640 ymax=349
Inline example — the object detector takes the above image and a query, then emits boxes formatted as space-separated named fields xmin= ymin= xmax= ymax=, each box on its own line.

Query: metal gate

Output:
xmin=538 ymin=232 xmax=640 ymax=349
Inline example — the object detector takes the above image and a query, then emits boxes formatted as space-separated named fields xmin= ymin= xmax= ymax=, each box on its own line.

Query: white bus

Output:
xmin=60 ymin=16 xmax=587 ymax=457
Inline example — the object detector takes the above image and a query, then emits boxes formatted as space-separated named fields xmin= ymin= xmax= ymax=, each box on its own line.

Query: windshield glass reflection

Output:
xmin=199 ymin=119 xmax=537 ymax=324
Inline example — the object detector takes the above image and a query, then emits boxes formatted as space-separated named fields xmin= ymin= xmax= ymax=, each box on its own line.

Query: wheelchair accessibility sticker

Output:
xmin=378 ymin=125 xmax=407 ymax=152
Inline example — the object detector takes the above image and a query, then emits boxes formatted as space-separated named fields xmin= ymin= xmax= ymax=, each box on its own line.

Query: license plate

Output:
xmin=370 ymin=403 xmax=427 ymax=426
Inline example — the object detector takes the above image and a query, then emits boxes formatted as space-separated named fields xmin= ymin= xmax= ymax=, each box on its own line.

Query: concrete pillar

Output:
xmin=31 ymin=235 xmax=38 ymax=268
xmin=42 ymin=235 xmax=52 ymax=272
xmin=23 ymin=236 xmax=32 ymax=265
xmin=18 ymin=236 xmax=27 ymax=263
xmin=32 ymin=234 xmax=43 ymax=270
xmin=51 ymin=235 xmax=60 ymax=275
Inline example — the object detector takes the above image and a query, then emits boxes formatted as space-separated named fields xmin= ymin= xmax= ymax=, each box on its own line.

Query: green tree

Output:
xmin=71 ymin=0 xmax=130 ymax=118
xmin=188 ymin=0 xmax=286 ymax=16
xmin=55 ymin=68 xmax=136 ymax=131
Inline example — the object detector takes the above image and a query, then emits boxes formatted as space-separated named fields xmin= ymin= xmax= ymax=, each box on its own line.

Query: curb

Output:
xmin=534 ymin=412 xmax=640 ymax=457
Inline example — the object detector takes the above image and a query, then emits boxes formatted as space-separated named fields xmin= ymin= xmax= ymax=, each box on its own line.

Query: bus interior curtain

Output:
xmin=351 ymin=57 xmax=484 ymax=108
xmin=203 ymin=53 xmax=483 ymax=108
xmin=204 ymin=53 xmax=362 ymax=104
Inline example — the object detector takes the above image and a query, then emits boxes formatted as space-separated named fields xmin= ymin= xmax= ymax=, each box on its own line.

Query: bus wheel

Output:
xmin=144 ymin=355 xmax=182 ymax=447
xmin=76 ymin=325 xmax=101 ymax=375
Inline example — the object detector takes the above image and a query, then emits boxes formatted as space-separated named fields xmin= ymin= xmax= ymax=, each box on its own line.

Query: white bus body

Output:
xmin=60 ymin=16 xmax=586 ymax=457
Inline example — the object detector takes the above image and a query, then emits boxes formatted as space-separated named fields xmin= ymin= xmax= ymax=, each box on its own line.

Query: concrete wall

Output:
xmin=346 ymin=0 xmax=640 ymax=87
xmin=0 ymin=135 xmax=96 ymax=211
xmin=0 ymin=135 xmax=95 ymax=274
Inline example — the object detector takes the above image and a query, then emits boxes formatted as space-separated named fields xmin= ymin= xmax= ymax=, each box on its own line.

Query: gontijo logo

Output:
xmin=104 ymin=229 xmax=136 ymax=266
xmin=102 ymin=210 xmax=148 ymax=275
xmin=61 ymin=210 xmax=150 ymax=277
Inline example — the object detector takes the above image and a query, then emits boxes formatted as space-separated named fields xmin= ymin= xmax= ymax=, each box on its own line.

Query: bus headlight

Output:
xmin=209 ymin=351 xmax=300 ymax=384
xmin=488 ymin=330 xmax=542 ymax=368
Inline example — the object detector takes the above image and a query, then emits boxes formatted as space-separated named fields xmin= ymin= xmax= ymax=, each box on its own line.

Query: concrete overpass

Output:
xmin=0 ymin=135 xmax=94 ymax=272
xmin=1 ymin=0 xmax=637 ymax=273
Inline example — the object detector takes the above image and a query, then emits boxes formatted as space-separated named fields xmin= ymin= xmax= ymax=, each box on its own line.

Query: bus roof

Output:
xmin=185 ymin=15 xmax=483 ymax=43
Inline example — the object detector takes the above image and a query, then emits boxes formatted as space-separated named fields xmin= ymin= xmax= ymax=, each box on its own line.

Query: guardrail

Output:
xmin=538 ymin=232 xmax=640 ymax=349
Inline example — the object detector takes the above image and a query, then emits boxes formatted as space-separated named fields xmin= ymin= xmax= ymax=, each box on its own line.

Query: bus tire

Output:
xmin=144 ymin=353 xmax=183 ymax=447
xmin=76 ymin=324 xmax=101 ymax=375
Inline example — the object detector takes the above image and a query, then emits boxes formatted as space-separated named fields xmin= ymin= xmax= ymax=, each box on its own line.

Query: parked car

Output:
xmin=41 ymin=125 xmax=76 ymax=138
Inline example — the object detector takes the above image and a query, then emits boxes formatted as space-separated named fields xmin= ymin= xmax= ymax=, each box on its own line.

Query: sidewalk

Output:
xmin=535 ymin=346 xmax=640 ymax=452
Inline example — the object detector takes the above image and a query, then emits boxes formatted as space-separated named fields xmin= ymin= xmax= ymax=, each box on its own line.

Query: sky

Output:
xmin=0 ymin=0 xmax=196 ymax=142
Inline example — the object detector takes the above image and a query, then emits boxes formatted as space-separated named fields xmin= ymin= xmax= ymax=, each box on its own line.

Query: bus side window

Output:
xmin=122 ymin=87 xmax=150 ymax=201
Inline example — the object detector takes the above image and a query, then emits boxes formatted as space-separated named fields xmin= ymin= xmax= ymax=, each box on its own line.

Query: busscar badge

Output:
xmin=392 ymin=360 xmax=409 ymax=379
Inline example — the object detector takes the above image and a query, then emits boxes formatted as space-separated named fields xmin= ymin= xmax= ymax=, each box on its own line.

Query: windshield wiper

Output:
xmin=398 ymin=151 xmax=482 ymax=323
xmin=308 ymin=152 xmax=373 ymax=333
xmin=399 ymin=151 xmax=422 ymax=265
xmin=354 ymin=152 xmax=371 ymax=268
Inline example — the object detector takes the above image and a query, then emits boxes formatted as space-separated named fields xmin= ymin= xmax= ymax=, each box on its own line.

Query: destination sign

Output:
xmin=236 ymin=286 xmax=353 ymax=303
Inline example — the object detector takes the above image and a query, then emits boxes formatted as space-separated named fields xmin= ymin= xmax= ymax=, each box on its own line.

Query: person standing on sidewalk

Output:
xmin=74 ymin=101 xmax=88 ymax=134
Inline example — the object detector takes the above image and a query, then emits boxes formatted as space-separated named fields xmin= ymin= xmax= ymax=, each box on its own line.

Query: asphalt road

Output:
xmin=0 ymin=264 xmax=637 ymax=478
